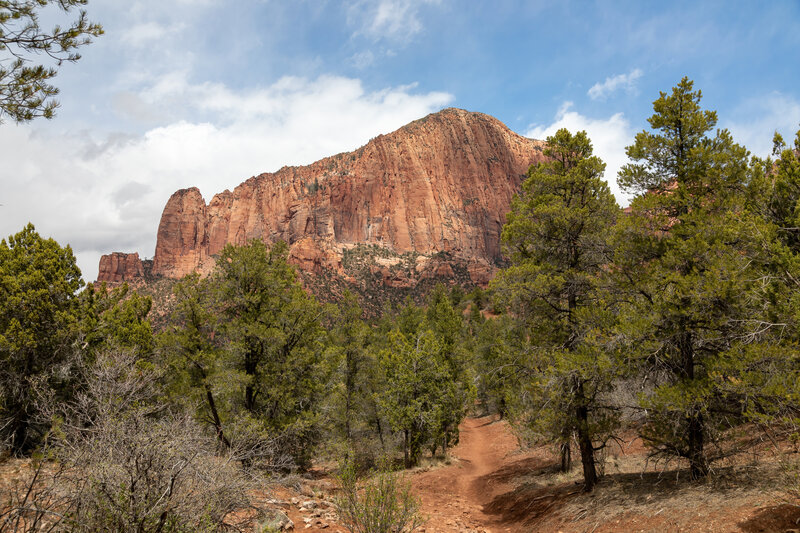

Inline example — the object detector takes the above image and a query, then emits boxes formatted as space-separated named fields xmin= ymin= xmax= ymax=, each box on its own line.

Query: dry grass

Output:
xmin=478 ymin=431 xmax=800 ymax=532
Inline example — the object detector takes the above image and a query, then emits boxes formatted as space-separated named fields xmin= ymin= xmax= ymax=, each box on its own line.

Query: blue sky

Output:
xmin=2 ymin=0 xmax=800 ymax=278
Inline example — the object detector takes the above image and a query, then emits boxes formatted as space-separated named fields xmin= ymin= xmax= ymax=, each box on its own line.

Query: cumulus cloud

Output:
xmin=725 ymin=92 xmax=800 ymax=158
xmin=587 ymin=68 xmax=643 ymax=101
xmin=348 ymin=0 xmax=441 ymax=42
xmin=526 ymin=102 xmax=635 ymax=205
xmin=0 ymin=76 xmax=452 ymax=279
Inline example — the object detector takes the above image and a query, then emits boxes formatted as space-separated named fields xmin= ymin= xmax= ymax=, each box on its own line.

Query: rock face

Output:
xmin=99 ymin=108 xmax=545 ymax=289
xmin=97 ymin=252 xmax=145 ymax=283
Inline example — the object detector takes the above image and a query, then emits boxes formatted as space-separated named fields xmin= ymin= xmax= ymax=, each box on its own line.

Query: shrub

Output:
xmin=334 ymin=459 xmax=423 ymax=533
xmin=1 ymin=349 xmax=254 ymax=532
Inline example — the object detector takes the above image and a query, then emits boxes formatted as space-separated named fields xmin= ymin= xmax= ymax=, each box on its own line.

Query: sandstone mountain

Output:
xmin=97 ymin=108 xmax=545 ymax=300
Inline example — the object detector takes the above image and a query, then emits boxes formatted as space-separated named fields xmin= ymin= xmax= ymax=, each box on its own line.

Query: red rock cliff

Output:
xmin=103 ymin=108 xmax=545 ymax=286
xmin=97 ymin=252 xmax=144 ymax=283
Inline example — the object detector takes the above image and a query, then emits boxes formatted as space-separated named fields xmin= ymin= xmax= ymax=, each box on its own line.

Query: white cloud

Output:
xmin=526 ymin=102 xmax=634 ymax=205
xmin=0 ymin=76 xmax=453 ymax=280
xmin=350 ymin=50 xmax=376 ymax=69
xmin=348 ymin=0 xmax=441 ymax=42
xmin=725 ymin=92 xmax=800 ymax=158
xmin=119 ymin=21 xmax=185 ymax=47
xmin=587 ymin=68 xmax=643 ymax=101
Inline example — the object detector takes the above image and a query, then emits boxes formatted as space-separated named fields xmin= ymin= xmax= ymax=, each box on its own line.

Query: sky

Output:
xmin=2 ymin=0 xmax=800 ymax=279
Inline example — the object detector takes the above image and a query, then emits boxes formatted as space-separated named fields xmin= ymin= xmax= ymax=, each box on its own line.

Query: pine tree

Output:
xmin=614 ymin=78 xmax=765 ymax=479
xmin=492 ymin=128 xmax=620 ymax=491
xmin=741 ymin=129 xmax=800 ymax=442
xmin=0 ymin=0 xmax=103 ymax=123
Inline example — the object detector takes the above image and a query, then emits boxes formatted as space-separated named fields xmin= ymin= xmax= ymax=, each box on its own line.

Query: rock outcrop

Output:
xmin=99 ymin=108 xmax=545 ymax=289
xmin=97 ymin=252 xmax=145 ymax=283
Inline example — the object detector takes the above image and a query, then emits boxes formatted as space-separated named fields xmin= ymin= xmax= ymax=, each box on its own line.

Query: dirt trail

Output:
xmin=278 ymin=415 xmax=800 ymax=532
xmin=411 ymin=415 xmax=527 ymax=532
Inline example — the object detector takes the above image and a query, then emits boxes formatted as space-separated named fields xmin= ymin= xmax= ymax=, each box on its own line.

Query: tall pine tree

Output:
xmin=492 ymin=128 xmax=620 ymax=491
xmin=614 ymin=78 xmax=766 ymax=479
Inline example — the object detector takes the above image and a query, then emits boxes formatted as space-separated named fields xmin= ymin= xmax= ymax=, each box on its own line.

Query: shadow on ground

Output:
xmin=739 ymin=504 xmax=800 ymax=533
xmin=477 ymin=457 xmax=793 ymax=530
xmin=477 ymin=457 xmax=580 ymax=527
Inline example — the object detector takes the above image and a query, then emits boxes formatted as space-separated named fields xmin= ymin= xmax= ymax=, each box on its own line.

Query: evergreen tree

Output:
xmin=0 ymin=0 xmax=103 ymax=123
xmin=492 ymin=128 xmax=620 ymax=491
xmin=473 ymin=313 xmax=526 ymax=420
xmin=741 ymin=129 xmax=800 ymax=441
xmin=80 ymin=282 xmax=153 ymax=355
xmin=0 ymin=223 xmax=83 ymax=454
xmin=379 ymin=328 xmax=452 ymax=468
xmin=424 ymin=284 xmax=475 ymax=455
xmin=614 ymin=78 xmax=766 ymax=479
xmin=161 ymin=273 xmax=231 ymax=448
xmin=327 ymin=290 xmax=388 ymax=462
xmin=213 ymin=240 xmax=329 ymax=467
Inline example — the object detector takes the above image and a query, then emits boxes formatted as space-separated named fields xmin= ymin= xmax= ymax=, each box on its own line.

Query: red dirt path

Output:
xmin=411 ymin=415 xmax=542 ymax=532
xmin=274 ymin=414 xmax=800 ymax=532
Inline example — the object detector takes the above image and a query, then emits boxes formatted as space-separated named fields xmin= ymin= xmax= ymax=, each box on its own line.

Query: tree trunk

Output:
xmin=344 ymin=393 xmax=352 ymax=442
xmin=575 ymin=380 xmax=598 ymax=491
xmin=404 ymin=429 xmax=410 ymax=468
xmin=205 ymin=384 xmax=231 ymax=449
xmin=680 ymin=330 xmax=708 ymax=480
xmin=10 ymin=411 xmax=29 ymax=456
xmin=374 ymin=413 xmax=385 ymax=447
xmin=688 ymin=411 xmax=708 ymax=479
xmin=244 ymin=344 xmax=259 ymax=412
xmin=560 ymin=440 xmax=571 ymax=473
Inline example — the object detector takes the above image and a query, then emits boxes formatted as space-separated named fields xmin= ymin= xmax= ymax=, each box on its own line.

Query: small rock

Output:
xmin=302 ymin=500 xmax=318 ymax=510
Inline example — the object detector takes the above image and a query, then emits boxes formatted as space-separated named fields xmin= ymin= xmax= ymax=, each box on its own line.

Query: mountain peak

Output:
xmin=98 ymin=109 xmax=545 ymax=300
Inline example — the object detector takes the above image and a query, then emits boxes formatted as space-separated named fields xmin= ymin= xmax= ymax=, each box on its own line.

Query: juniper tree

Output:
xmin=161 ymin=273 xmax=231 ymax=449
xmin=0 ymin=223 xmax=82 ymax=454
xmin=424 ymin=285 xmax=475 ymax=455
xmin=492 ymin=128 xmax=620 ymax=491
xmin=328 ymin=290 xmax=389 ymax=463
xmin=213 ymin=240 xmax=330 ymax=467
xmin=379 ymin=328 xmax=452 ymax=468
xmin=79 ymin=282 xmax=154 ymax=355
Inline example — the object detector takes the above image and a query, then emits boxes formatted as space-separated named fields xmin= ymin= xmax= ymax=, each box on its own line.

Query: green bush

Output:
xmin=334 ymin=460 xmax=423 ymax=533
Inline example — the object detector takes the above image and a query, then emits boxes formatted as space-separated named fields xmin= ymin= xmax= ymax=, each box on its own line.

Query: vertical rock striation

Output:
xmin=99 ymin=108 xmax=546 ymax=287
